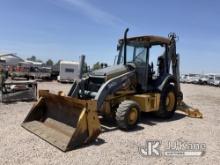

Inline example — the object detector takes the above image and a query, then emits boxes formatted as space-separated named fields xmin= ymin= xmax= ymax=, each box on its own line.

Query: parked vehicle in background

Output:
xmin=213 ymin=76 xmax=220 ymax=86
xmin=207 ymin=74 xmax=215 ymax=86
xmin=186 ymin=74 xmax=200 ymax=84
xmin=180 ymin=74 xmax=188 ymax=83
xmin=181 ymin=73 xmax=220 ymax=87
xmin=29 ymin=67 xmax=52 ymax=80
xmin=208 ymin=74 xmax=220 ymax=86
xmin=10 ymin=62 xmax=52 ymax=80
xmin=198 ymin=74 xmax=210 ymax=85
xmin=58 ymin=60 xmax=80 ymax=82
xmin=10 ymin=62 xmax=30 ymax=80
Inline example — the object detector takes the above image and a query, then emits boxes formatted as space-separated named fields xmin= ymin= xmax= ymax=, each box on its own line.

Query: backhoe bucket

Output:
xmin=177 ymin=101 xmax=203 ymax=118
xmin=21 ymin=91 xmax=101 ymax=152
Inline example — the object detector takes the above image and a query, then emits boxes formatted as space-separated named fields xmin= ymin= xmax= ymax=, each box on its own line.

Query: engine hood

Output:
xmin=90 ymin=64 xmax=129 ymax=79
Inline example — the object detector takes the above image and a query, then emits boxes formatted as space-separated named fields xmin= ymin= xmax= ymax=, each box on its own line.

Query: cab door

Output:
xmin=129 ymin=46 xmax=149 ymax=91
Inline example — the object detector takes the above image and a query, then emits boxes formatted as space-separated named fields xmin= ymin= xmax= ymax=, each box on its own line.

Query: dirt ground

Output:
xmin=0 ymin=82 xmax=219 ymax=165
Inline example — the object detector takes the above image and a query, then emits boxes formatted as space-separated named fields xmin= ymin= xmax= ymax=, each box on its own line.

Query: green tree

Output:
xmin=46 ymin=59 xmax=54 ymax=66
xmin=36 ymin=59 xmax=43 ymax=63
xmin=27 ymin=55 xmax=42 ymax=62
xmin=27 ymin=55 xmax=36 ymax=62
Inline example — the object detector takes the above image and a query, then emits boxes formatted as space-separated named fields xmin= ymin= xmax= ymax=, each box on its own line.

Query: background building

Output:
xmin=0 ymin=53 xmax=24 ymax=66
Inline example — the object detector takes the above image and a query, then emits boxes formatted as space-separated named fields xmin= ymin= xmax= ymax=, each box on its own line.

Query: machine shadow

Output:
xmin=100 ymin=112 xmax=186 ymax=134
xmin=140 ymin=112 xmax=186 ymax=125
xmin=70 ymin=112 xmax=186 ymax=152
xmin=72 ymin=138 xmax=106 ymax=151
xmin=100 ymin=118 xmax=144 ymax=133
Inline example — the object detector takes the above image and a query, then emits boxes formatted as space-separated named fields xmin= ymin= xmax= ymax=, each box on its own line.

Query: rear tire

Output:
xmin=116 ymin=100 xmax=140 ymax=130
xmin=154 ymin=84 xmax=177 ymax=119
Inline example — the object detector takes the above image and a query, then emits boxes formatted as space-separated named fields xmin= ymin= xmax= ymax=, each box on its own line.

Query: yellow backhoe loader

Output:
xmin=22 ymin=29 xmax=202 ymax=152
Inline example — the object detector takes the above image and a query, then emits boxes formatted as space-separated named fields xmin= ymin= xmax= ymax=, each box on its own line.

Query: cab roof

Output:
xmin=119 ymin=35 xmax=171 ymax=45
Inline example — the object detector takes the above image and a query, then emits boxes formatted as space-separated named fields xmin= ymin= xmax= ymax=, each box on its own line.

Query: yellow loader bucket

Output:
xmin=21 ymin=91 xmax=101 ymax=152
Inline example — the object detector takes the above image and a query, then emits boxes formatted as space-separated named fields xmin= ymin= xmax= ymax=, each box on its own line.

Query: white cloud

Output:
xmin=60 ymin=0 xmax=125 ymax=27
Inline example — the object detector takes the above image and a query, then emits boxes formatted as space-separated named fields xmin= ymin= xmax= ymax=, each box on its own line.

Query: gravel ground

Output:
xmin=0 ymin=82 xmax=219 ymax=165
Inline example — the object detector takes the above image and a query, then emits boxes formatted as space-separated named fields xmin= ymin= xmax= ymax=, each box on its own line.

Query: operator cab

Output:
xmin=116 ymin=35 xmax=171 ymax=92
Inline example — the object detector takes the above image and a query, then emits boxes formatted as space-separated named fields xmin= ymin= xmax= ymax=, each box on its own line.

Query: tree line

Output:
xmin=26 ymin=56 xmax=54 ymax=66
xmin=26 ymin=56 xmax=108 ymax=71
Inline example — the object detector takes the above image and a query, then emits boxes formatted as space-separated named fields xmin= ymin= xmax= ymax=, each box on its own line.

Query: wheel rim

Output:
xmin=166 ymin=91 xmax=175 ymax=112
xmin=128 ymin=107 xmax=138 ymax=125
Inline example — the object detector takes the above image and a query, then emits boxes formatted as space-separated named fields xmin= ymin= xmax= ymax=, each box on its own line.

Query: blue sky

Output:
xmin=0 ymin=0 xmax=219 ymax=73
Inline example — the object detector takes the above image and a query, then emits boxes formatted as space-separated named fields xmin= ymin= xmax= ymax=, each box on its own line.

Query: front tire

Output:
xmin=154 ymin=84 xmax=177 ymax=118
xmin=116 ymin=100 xmax=140 ymax=130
